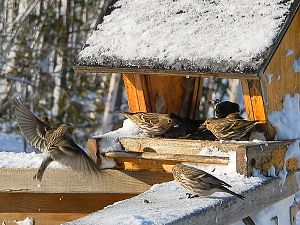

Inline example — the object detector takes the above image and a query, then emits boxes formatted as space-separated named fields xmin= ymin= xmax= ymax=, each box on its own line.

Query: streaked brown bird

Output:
xmin=118 ymin=112 xmax=177 ymax=137
xmin=210 ymin=99 xmax=241 ymax=118
xmin=202 ymin=113 xmax=261 ymax=140
xmin=14 ymin=97 xmax=99 ymax=181
xmin=172 ymin=164 xmax=245 ymax=200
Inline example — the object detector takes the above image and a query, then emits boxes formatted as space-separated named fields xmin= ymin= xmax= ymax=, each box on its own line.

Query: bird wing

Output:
xmin=49 ymin=139 xmax=99 ymax=174
xmin=181 ymin=165 xmax=231 ymax=188
xmin=14 ymin=97 xmax=50 ymax=151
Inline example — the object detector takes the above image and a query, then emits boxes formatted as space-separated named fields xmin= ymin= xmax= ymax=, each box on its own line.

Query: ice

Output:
xmin=76 ymin=0 xmax=293 ymax=74
xmin=285 ymin=49 xmax=294 ymax=57
xmin=13 ymin=217 xmax=35 ymax=225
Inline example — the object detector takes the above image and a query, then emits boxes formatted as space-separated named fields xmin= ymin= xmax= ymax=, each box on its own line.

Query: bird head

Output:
xmin=58 ymin=123 xmax=75 ymax=134
xmin=209 ymin=99 xmax=220 ymax=106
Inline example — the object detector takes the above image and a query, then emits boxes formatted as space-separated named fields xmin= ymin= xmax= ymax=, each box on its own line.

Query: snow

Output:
xmin=0 ymin=152 xmax=63 ymax=169
xmin=65 ymin=176 xmax=265 ymax=225
xmin=13 ymin=217 xmax=35 ymax=225
xmin=93 ymin=119 xmax=147 ymax=169
xmin=251 ymin=195 xmax=294 ymax=225
xmin=294 ymin=57 xmax=300 ymax=73
xmin=196 ymin=146 xmax=236 ymax=174
xmin=76 ymin=0 xmax=293 ymax=74
xmin=269 ymin=93 xmax=300 ymax=140
xmin=285 ymin=49 xmax=294 ymax=57
xmin=266 ymin=73 xmax=273 ymax=84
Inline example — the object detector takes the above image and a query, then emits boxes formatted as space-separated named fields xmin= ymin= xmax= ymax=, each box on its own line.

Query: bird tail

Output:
xmin=221 ymin=186 xmax=245 ymax=200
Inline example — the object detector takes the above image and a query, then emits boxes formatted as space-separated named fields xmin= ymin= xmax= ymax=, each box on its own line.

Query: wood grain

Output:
xmin=261 ymin=10 xmax=300 ymax=114
xmin=0 ymin=213 xmax=87 ymax=225
xmin=0 ymin=193 xmax=134 ymax=213
xmin=74 ymin=66 xmax=259 ymax=79
xmin=104 ymin=151 xmax=229 ymax=165
xmin=0 ymin=168 xmax=172 ymax=194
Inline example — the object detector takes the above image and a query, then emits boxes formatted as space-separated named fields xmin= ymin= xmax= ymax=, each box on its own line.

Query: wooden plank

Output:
xmin=123 ymin=73 xmax=203 ymax=119
xmin=0 ymin=168 xmax=172 ymax=194
xmin=1 ymin=213 xmax=86 ymax=225
xmin=104 ymin=151 xmax=229 ymax=165
xmin=119 ymin=137 xmax=243 ymax=154
xmin=241 ymin=79 xmax=276 ymax=139
xmin=66 ymin=175 xmax=298 ymax=225
xmin=0 ymin=193 xmax=134 ymax=213
xmin=73 ymin=66 xmax=259 ymax=79
xmin=261 ymin=10 xmax=300 ymax=114
xmin=190 ymin=77 xmax=203 ymax=119
xmin=237 ymin=141 xmax=296 ymax=176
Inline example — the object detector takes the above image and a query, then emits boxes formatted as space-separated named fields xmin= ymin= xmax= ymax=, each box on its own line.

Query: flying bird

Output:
xmin=14 ymin=97 xmax=100 ymax=181
xmin=118 ymin=112 xmax=177 ymax=137
xmin=172 ymin=164 xmax=245 ymax=200
xmin=201 ymin=113 xmax=261 ymax=140
xmin=210 ymin=99 xmax=241 ymax=118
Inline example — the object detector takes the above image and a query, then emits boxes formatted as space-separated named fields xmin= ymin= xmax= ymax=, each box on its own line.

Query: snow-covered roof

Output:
xmin=75 ymin=0 xmax=298 ymax=76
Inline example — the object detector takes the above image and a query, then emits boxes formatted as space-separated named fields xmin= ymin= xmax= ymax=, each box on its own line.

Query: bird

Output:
xmin=118 ymin=111 xmax=177 ymax=137
xmin=172 ymin=164 xmax=245 ymax=200
xmin=162 ymin=113 xmax=203 ymax=138
xmin=39 ymin=116 xmax=56 ymax=129
xmin=201 ymin=112 xmax=261 ymax=140
xmin=210 ymin=99 xmax=241 ymax=118
xmin=14 ymin=97 xmax=100 ymax=181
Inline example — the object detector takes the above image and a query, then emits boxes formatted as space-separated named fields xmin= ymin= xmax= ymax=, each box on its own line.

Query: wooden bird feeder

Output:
xmin=3 ymin=1 xmax=299 ymax=224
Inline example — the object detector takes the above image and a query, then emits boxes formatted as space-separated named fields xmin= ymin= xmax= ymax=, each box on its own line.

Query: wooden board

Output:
xmin=0 ymin=168 xmax=172 ymax=194
xmin=1 ymin=213 xmax=86 ymax=225
xmin=261 ymin=10 xmax=300 ymax=115
xmin=122 ymin=74 xmax=203 ymax=119
xmin=73 ymin=66 xmax=259 ymax=79
xmin=88 ymin=137 xmax=295 ymax=176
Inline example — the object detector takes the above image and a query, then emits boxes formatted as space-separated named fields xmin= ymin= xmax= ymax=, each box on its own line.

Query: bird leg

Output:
xmin=186 ymin=193 xmax=199 ymax=199
xmin=33 ymin=156 xmax=54 ymax=181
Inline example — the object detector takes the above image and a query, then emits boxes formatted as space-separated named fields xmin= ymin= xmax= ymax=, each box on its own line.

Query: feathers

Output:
xmin=172 ymin=164 xmax=245 ymax=200
xmin=14 ymin=97 xmax=100 ymax=181
xmin=202 ymin=113 xmax=260 ymax=140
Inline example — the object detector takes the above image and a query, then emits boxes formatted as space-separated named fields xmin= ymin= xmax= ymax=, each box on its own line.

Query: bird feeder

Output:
xmin=75 ymin=0 xmax=299 ymax=165
xmin=3 ymin=2 xmax=299 ymax=224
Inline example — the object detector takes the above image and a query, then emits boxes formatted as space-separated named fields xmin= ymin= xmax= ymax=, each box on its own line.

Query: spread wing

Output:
xmin=181 ymin=165 xmax=231 ymax=188
xmin=49 ymin=139 xmax=99 ymax=174
xmin=14 ymin=97 xmax=50 ymax=151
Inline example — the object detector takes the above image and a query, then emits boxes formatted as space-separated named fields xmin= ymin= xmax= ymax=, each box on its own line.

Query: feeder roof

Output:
xmin=74 ymin=0 xmax=299 ymax=77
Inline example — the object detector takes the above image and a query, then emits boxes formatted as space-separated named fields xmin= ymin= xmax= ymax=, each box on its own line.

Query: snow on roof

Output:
xmin=75 ymin=0 xmax=295 ymax=74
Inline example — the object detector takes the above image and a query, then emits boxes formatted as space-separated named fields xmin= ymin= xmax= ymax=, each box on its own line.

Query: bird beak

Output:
xmin=198 ymin=124 xmax=206 ymax=131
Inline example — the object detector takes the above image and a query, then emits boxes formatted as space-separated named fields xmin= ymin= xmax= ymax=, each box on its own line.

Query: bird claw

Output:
xmin=186 ymin=193 xmax=199 ymax=199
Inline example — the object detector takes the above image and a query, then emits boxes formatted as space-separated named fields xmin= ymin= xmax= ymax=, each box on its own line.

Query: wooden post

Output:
xmin=123 ymin=74 xmax=203 ymax=119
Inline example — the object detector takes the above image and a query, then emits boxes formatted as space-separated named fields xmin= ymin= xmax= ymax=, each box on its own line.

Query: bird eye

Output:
xmin=168 ymin=119 xmax=172 ymax=123
xmin=206 ymin=121 xmax=210 ymax=125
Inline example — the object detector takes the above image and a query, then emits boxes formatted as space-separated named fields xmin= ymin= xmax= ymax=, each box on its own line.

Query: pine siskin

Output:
xmin=14 ymin=97 xmax=99 ymax=181
xmin=202 ymin=113 xmax=260 ymax=140
xmin=210 ymin=99 xmax=241 ymax=118
xmin=172 ymin=164 xmax=245 ymax=200
xmin=118 ymin=112 xmax=177 ymax=136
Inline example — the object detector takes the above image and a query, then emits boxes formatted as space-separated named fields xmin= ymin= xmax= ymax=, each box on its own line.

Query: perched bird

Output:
xmin=210 ymin=99 xmax=241 ymax=118
xmin=201 ymin=113 xmax=261 ymax=140
xmin=14 ymin=97 xmax=99 ymax=181
xmin=118 ymin=112 xmax=177 ymax=136
xmin=172 ymin=164 xmax=245 ymax=200
xmin=162 ymin=113 xmax=203 ymax=138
